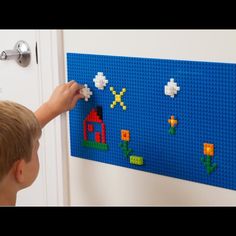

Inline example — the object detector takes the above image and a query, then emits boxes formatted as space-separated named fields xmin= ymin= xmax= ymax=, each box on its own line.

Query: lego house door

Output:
xmin=63 ymin=30 xmax=236 ymax=205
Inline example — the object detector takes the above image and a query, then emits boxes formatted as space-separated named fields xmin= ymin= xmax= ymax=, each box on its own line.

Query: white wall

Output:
xmin=63 ymin=30 xmax=236 ymax=205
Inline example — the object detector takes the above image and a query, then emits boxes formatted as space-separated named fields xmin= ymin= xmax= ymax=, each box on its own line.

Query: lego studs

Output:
xmin=168 ymin=115 xmax=178 ymax=135
xmin=110 ymin=87 xmax=127 ymax=110
xmin=80 ymin=84 xmax=93 ymax=102
xmin=93 ymin=72 xmax=108 ymax=90
xmin=165 ymin=78 xmax=180 ymax=98
xmin=201 ymin=143 xmax=217 ymax=175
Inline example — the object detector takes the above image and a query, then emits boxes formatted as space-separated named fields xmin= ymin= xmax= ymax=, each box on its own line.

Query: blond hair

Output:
xmin=0 ymin=101 xmax=42 ymax=181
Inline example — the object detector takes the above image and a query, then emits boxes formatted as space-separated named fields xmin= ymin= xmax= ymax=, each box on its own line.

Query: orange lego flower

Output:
xmin=203 ymin=143 xmax=214 ymax=156
xmin=168 ymin=115 xmax=178 ymax=127
xmin=121 ymin=130 xmax=130 ymax=141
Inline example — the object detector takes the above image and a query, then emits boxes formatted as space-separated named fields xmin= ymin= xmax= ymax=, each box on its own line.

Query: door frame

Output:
xmin=36 ymin=30 xmax=70 ymax=205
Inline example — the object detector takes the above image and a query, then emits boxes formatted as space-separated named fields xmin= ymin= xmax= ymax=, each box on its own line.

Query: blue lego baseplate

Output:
xmin=66 ymin=53 xmax=236 ymax=191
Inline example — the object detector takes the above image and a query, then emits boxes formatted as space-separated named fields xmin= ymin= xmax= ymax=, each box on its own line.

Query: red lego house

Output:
xmin=82 ymin=107 xmax=108 ymax=150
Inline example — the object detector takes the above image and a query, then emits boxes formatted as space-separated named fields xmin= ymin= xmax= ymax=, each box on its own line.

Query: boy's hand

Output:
xmin=46 ymin=81 xmax=84 ymax=116
xmin=35 ymin=81 xmax=84 ymax=128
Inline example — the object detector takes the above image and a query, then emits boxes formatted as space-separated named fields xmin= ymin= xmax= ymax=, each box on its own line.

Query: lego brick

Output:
xmin=201 ymin=155 xmax=217 ymax=175
xmin=95 ymin=132 xmax=101 ymax=143
xmin=168 ymin=115 xmax=178 ymax=135
xmin=85 ymin=108 xmax=102 ymax=123
xmin=168 ymin=115 xmax=178 ymax=127
xmin=67 ymin=52 xmax=236 ymax=191
xmin=101 ymin=123 xmax=106 ymax=143
xmin=120 ymin=141 xmax=133 ymax=158
xmin=93 ymin=72 xmax=108 ymax=90
xmin=82 ymin=140 xmax=108 ymax=150
xmin=130 ymin=155 xmax=144 ymax=165
xmin=201 ymin=143 xmax=217 ymax=175
xmin=109 ymin=86 xmax=127 ymax=110
xmin=80 ymin=84 xmax=93 ymax=101
xmin=165 ymin=78 xmax=180 ymax=98
xmin=88 ymin=124 xmax=94 ymax=132
xmin=83 ymin=120 xmax=88 ymax=140
xmin=82 ymin=107 xmax=108 ymax=150
xmin=204 ymin=143 xmax=214 ymax=156
xmin=96 ymin=106 xmax=103 ymax=120
xmin=121 ymin=130 xmax=130 ymax=141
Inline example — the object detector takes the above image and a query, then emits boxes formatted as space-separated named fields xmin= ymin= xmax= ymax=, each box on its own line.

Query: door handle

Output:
xmin=0 ymin=40 xmax=31 ymax=67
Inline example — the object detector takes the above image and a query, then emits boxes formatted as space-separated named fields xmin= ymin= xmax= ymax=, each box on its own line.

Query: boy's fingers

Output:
xmin=77 ymin=93 xmax=84 ymax=99
xmin=68 ymin=80 xmax=84 ymax=89
xmin=67 ymin=80 xmax=75 ymax=86
xmin=70 ymin=82 xmax=84 ymax=94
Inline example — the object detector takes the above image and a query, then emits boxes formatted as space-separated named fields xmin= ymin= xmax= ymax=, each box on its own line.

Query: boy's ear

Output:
xmin=14 ymin=159 xmax=25 ymax=184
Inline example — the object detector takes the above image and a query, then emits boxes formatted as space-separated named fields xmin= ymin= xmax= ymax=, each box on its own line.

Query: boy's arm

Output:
xmin=35 ymin=80 xmax=84 ymax=128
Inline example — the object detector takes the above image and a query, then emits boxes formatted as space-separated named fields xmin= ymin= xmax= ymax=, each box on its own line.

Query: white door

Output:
xmin=63 ymin=30 xmax=236 ymax=205
xmin=0 ymin=30 xmax=67 ymax=205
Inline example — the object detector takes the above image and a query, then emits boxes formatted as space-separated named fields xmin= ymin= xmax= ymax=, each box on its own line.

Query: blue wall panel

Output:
xmin=67 ymin=53 xmax=236 ymax=190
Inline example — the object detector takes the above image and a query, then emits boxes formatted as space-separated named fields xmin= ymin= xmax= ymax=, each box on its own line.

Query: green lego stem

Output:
xmin=119 ymin=141 xmax=133 ymax=158
xmin=169 ymin=127 xmax=176 ymax=135
xmin=201 ymin=155 xmax=217 ymax=175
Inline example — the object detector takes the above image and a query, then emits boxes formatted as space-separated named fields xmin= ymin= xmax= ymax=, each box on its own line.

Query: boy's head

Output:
xmin=0 ymin=101 xmax=42 ymax=189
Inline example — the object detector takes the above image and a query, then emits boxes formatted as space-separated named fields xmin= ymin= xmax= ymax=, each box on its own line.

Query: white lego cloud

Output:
xmin=80 ymin=84 xmax=93 ymax=102
xmin=164 ymin=78 xmax=180 ymax=98
xmin=93 ymin=72 xmax=108 ymax=90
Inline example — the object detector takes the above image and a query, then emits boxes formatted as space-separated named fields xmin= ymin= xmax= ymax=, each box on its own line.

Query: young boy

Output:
xmin=0 ymin=80 xmax=84 ymax=206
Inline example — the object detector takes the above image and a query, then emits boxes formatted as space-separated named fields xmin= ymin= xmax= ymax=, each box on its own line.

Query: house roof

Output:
xmin=85 ymin=108 xmax=103 ymax=123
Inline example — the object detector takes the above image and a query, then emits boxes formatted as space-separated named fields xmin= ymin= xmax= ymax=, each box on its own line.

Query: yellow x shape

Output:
xmin=110 ymin=87 xmax=127 ymax=110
